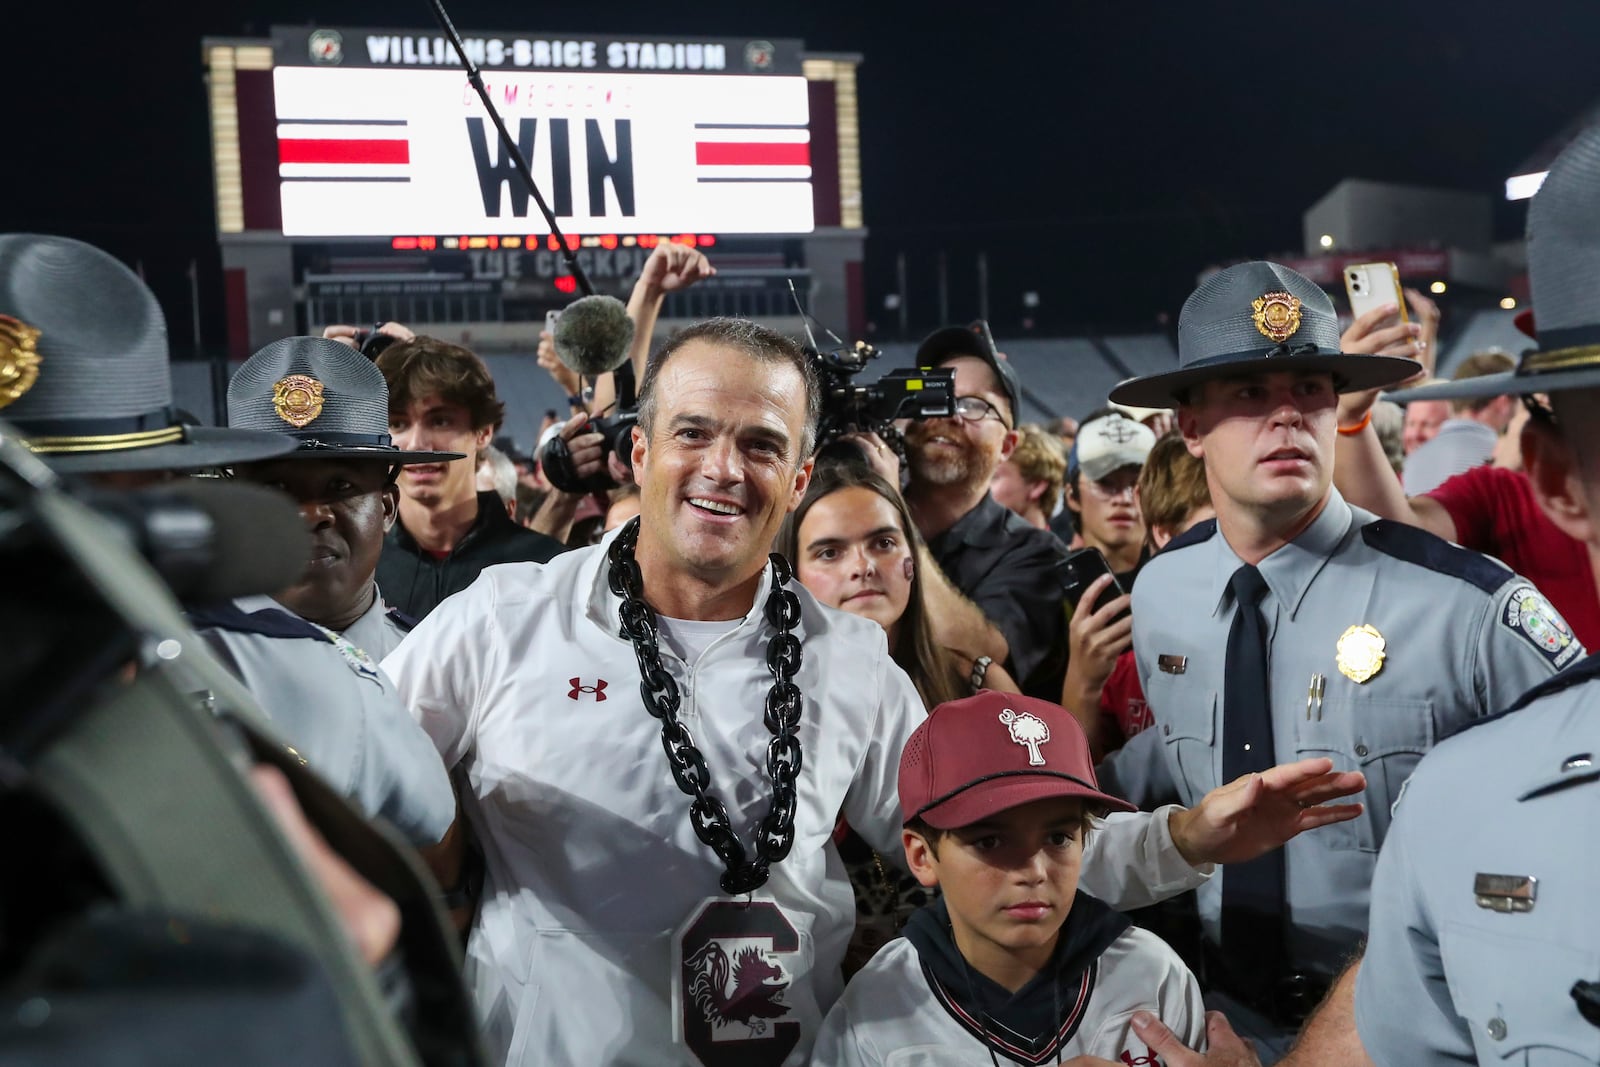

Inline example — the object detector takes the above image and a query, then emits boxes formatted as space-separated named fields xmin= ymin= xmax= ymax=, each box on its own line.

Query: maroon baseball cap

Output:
xmin=899 ymin=691 xmax=1135 ymax=830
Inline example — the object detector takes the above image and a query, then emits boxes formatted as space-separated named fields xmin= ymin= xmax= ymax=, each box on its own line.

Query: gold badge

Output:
xmin=272 ymin=374 xmax=324 ymax=428
xmin=0 ymin=314 xmax=43 ymax=410
xmin=1252 ymin=291 xmax=1303 ymax=343
xmin=1336 ymin=624 xmax=1386 ymax=683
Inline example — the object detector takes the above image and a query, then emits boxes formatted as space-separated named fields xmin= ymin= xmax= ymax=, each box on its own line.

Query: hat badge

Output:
xmin=998 ymin=708 xmax=1050 ymax=766
xmin=0 ymin=314 xmax=43 ymax=411
xmin=273 ymin=374 xmax=325 ymax=428
xmin=1252 ymin=291 xmax=1303 ymax=343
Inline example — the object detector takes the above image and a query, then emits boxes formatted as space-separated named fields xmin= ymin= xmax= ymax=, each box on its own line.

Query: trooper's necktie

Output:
xmin=1220 ymin=564 xmax=1287 ymax=978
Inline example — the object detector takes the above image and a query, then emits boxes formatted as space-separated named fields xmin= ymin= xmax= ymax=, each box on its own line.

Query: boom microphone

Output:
xmin=87 ymin=481 xmax=310 ymax=604
xmin=553 ymin=295 xmax=636 ymax=379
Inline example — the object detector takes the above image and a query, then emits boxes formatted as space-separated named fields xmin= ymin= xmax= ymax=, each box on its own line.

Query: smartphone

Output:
xmin=546 ymin=309 xmax=561 ymax=335
xmin=1057 ymin=547 xmax=1129 ymax=621
xmin=1344 ymin=262 xmax=1410 ymax=326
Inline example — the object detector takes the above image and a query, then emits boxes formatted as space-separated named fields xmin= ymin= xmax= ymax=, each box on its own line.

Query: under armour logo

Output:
xmin=1121 ymin=1048 xmax=1163 ymax=1066
xmin=1100 ymin=419 xmax=1139 ymax=444
xmin=568 ymin=677 xmax=608 ymax=701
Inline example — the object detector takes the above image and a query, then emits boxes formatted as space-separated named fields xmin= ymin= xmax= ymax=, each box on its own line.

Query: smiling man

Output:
xmin=903 ymin=326 xmax=1071 ymax=700
xmin=1099 ymin=262 xmax=1581 ymax=1061
xmin=380 ymin=316 xmax=1353 ymax=1066
xmin=374 ymin=337 xmax=566 ymax=619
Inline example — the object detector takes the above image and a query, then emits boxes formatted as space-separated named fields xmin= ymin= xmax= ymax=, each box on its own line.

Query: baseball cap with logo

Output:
xmin=899 ymin=691 xmax=1135 ymax=830
xmin=1071 ymin=412 xmax=1156 ymax=483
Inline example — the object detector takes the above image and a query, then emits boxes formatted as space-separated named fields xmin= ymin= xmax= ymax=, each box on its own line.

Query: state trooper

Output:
xmin=1098 ymin=261 xmax=1581 ymax=1061
xmin=223 ymin=337 xmax=445 ymax=660
xmin=186 ymin=336 xmax=462 ymax=846
xmin=1330 ymin=124 xmax=1600 ymax=1066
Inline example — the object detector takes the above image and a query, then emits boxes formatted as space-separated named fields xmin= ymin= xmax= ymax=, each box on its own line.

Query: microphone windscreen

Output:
xmin=90 ymin=481 xmax=310 ymax=604
xmin=553 ymin=295 xmax=635 ymax=378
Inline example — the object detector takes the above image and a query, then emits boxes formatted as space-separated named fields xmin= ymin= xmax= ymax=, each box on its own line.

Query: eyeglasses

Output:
xmin=953 ymin=395 xmax=1010 ymax=427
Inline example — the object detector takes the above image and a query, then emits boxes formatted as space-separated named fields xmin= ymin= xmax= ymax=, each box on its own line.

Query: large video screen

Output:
xmin=273 ymin=65 xmax=816 ymax=237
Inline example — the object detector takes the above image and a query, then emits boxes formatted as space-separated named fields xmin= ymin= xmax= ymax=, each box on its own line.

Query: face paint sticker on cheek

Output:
xmin=903 ymin=557 xmax=915 ymax=581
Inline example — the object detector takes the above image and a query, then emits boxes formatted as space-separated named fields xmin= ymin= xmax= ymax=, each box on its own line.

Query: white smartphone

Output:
xmin=545 ymin=309 xmax=561 ymax=335
xmin=1344 ymin=262 xmax=1410 ymax=326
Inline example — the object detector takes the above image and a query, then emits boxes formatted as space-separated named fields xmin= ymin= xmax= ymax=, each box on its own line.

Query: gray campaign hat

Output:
xmin=1109 ymin=261 xmax=1421 ymax=409
xmin=227 ymin=337 xmax=463 ymax=465
xmin=1390 ymin=126 xmax=1600 ymax=405
xmin=0 ymin=235 xmax=297 ymax=474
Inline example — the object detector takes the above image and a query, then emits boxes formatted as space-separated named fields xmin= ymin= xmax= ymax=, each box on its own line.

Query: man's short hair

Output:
xmin=637 ymin=317 xmax=821 ymax=459
xmin=1010 ymin=424 xmax=1068 ymax=515
xmin=1137 ymin=433 xmax=1210 ymax=535
xmin=1449 ymin=350 xmax=1517 ymax=414
xmin=375 ymin=337 xmax=506 ymax=432
xmin=1371 ymin=400 xmax=1406 ymax=474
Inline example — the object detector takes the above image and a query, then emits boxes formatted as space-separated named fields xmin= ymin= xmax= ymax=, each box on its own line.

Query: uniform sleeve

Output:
xmin=1095 ymin=720 xmax=1180 ymax=809
xmin=1353 ymin=773 xmax=1478 ymax=1063
xmin=968 ymin=533 xmax=1067 ymax=684
xmin=1473 ymin=577 xmax=1585 ymax=714
xmin=842 ymin=648 xmax=925 ymax=862
xmin=380 ymin=571 xmax=503 ymax=770
xmin=809 ymin=995 xmax=883 ymax=1067
xmin=1079 ymin=805 xmax=1211 ymax=910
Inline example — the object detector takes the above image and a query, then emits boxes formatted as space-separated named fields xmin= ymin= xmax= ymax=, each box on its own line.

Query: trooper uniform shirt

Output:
xmin=812 ymin=894 xmax=1205 ymax=1066
xmin=381 ymin=533 xmax=1211 ymax=1067
xmin=1110 ymin=488 xmax=1580 ymax=977
xmin=189 ymin=596 xmax=455 ymax=846
xmin=1354 ymin=656 xmax=1600 ymax=1064
xmin=340 ymin=583 xmax=415 ymax=663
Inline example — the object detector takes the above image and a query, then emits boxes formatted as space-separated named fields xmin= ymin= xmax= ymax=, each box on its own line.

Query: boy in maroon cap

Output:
xmin=812 ymin=691 xmax=1204 ymax=1065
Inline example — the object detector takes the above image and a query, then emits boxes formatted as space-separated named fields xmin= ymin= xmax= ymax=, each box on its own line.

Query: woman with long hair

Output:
xmin=777 ymin=463 xmax=1019 ymax=706
xmin=778 ymin=462 xmax=1018 ymax=971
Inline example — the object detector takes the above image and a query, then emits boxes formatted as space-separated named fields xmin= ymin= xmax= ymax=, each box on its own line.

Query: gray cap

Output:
xmin=1390 ymin=126 xmax=1600 ymax=405
xmin=1109 ymin=261 xmax=1420 ymax=409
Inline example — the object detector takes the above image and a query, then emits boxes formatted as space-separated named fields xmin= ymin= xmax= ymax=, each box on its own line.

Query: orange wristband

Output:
xmin=1337 ymin=411 xmax=1373 ymax=436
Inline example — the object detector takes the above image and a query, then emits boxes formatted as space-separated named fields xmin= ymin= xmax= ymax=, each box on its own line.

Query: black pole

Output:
xmin=424 ymin=0 xmax=595 ymax=297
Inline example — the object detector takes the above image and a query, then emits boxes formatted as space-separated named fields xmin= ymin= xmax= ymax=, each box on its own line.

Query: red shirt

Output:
xmin=1098 ymin=650 xmax=1152 ymax=743
xmin=1428 ymin=465 xmax=1600 ymax=649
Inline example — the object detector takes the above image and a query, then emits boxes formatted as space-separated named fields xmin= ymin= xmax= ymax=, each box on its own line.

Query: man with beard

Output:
xmin=189 ymin=337 xmax=460 ymax=847
xmin=1099 ymin=262 xmax=1577 ymax=1061
xmin=898 ymin=326 xmax=1071 ymax=698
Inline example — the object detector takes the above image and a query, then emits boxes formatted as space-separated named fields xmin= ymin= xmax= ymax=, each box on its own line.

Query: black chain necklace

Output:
xmin=606 ymin=517 xmax=805 ymax=895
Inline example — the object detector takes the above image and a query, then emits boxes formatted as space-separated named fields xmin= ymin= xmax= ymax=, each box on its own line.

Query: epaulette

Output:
xmin=1447 ymin=650 xmax=1600 ymax=740
xmin=1360 ymin=519 xmax=1510 ymax=594
xmin=385 ymin=606 xmax=418 ymax=633
xmin=187 ymin=601 xmax=328 ymax=642
xmin=1161 ymin=517 xmax=1217 ymax=554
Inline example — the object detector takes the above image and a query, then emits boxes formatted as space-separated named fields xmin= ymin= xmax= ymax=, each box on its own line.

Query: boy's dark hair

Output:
xmin=903 ymin=804 xmax=1104 ymax=860
xmin=375 ymin=337 xmax=506 ymax=433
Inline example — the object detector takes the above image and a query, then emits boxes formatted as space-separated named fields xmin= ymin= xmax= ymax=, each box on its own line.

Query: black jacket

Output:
xmin=377 ymin=491 xmax=565 ymax=621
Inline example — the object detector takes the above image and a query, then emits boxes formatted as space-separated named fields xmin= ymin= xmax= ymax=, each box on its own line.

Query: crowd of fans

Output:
xmin=9 ymin=129 xmax=1600 ymax=1067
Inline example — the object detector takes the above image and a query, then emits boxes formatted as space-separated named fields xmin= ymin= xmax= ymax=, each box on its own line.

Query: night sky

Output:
xmin=10 ymin=0 xmax=1600 ymax=349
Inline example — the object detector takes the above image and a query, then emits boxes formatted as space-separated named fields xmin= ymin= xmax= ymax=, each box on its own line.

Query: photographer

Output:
xmin=373 ymin=337 xmax=567 ymax=619
xmin=888 ymin=326 xmax=1071 ymax=700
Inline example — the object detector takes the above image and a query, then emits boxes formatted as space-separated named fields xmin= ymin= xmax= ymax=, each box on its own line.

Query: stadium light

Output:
xmin=1500 ymin=297 xmax=1517 ymax=310
xmin=1318 ymin=234 xmax=1334 ymax=249
xmin=1429 ymin=281 xmax=1448 ymax=294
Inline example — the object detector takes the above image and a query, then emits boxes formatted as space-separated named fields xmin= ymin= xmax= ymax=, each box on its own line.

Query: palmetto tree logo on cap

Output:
xmin=999 ymin=708 xmax=1050 ymax=766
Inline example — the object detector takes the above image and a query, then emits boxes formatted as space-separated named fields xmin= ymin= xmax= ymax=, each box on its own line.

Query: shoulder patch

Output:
xmin=187 ymin=601 xmax=327 ymax=642
xmin=1499 ymin=584 xmax=1583 ymax=671
xmin=1161 ymin=517 xmax=1217 ymax=554
xmin=1360 ymin=520 xmax=1510 ymax=594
